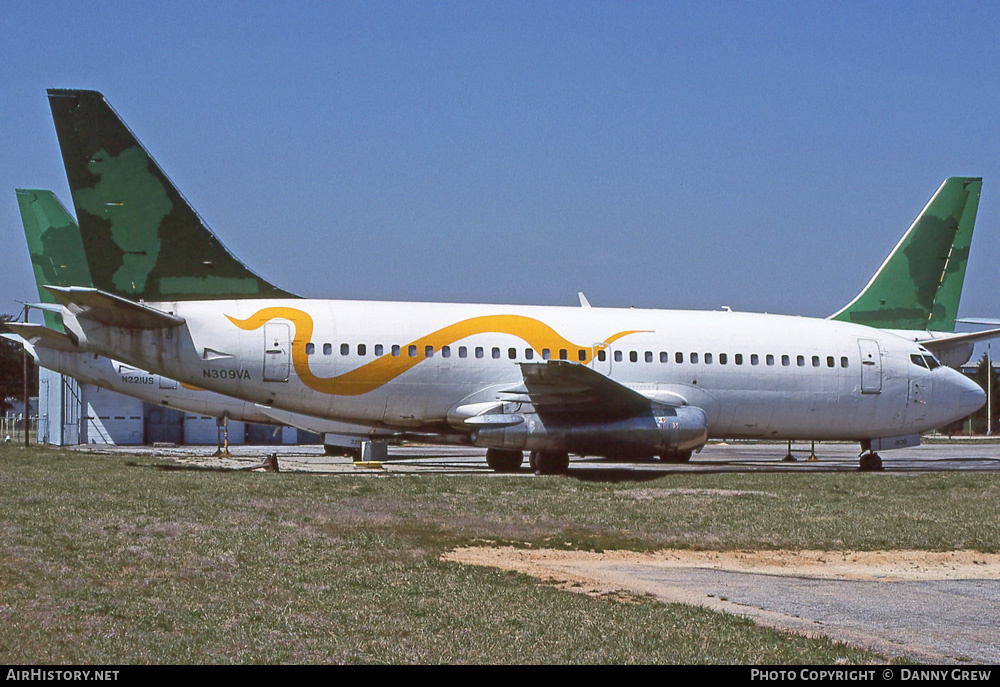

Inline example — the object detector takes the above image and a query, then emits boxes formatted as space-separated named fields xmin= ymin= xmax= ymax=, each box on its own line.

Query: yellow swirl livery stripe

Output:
xmin=227 ymin=307 xmax=648 ymax=396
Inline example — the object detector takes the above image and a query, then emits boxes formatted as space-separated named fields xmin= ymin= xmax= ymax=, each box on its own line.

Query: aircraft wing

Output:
xmin=45 ymin=286 xmax=184 ymax=329
xmin=501 ymin=360 xmax=666 ymax=421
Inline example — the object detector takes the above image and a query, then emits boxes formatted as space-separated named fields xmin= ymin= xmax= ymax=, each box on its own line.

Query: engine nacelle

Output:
xmin=657 ymin=406 xmax=710 ymax=453
xmin=471 ymin=406 xmax=709 ymax=457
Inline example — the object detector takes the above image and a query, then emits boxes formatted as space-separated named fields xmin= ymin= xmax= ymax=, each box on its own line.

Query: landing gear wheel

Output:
xmin=533 ymin=451 xmax=570 ymax=475
xmin=659 ymin=450 xmax=693 ymax=464
xmin=485 ymin=448 xmax=523 ymax=473
xmin=858 ymin=452 xmax=883 ymax=472
xmin=528 ymin=451 xmax=540 ymax=471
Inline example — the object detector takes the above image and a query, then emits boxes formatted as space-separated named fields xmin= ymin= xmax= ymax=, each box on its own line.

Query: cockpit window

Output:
xmin=923 ymin=354 xmax=941 ymax=370
xmin=910 ymin=354 xmax=928 ymax=369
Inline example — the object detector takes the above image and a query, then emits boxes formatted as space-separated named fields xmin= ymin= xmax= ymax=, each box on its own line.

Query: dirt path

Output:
xmin=444 ymin=547 xmax=1000 ymax=663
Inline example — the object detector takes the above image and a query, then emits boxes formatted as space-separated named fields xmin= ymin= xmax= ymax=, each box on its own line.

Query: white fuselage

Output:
xmin=28 ymin=345 xmax=390 ymax=439
xmin=61 ymin=299 xmax=985 ymax=446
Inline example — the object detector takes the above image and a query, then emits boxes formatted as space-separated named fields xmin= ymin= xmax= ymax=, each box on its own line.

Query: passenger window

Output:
xmin=812 ymin=355 xmax=820 ymax=367
xmin=408 ymin=345 xmax=418 ymax=358
xmin=358 ymin=344 xmax=366 ymax=356
xmin=660 ymin=352 xmax=669 ymax=363
xmin=840 ymin=356 xmax=848 ymax=368
xmin=796 ymin=355 xmax=804 ymax=367
xmin=827 ymin=356 xmax=835 ymax=368
xmin=735 ymin=353 xmax=743 ymax=365
xmin=559 ymin=349 xmax=568 ymax=360
xmin=615 ymin=351 xmax=623 ymax=362
xmin=492 ymin=347 xmax=501 ymax=359
xmin=475 ymin=347 xmax=484 ymax=359
xmin=341 ymin=343 xmax=349 ymax=356
xmin=508 ymin=347 xmax=517 ymax=360
xmin=690 ymin=352 xmax=698 ymax=364
xmin=675 ymin=352 xmax=683 ymax=364
xmin=458 ymin=346 xmax=467 ymax=358
xmin=719 ymin=353 xmax=727 ymax=365
xmin=751 ymin=354 xmax=759 ymax=365
xmin=598 ymin=350 xmax=607 ymax=362
xmin=441 ymin=346 xmax=450 ymax=358
xmin=323 ymin=343 xmax=332 ymax=355
xmin=766 ymin=354 xmax=774 ymax=366
xmin=542 ymin=349 xmax=551 ymax=360
xmin=630 ymin=351 xmax=638 ymax=363
xmin=525 ymin=348 xmax=533 ymax=360
xmin=645 ymin=351 xmax=653 ymax=363
xmin=306 ymin=343 xmax=315 ymax=355
xmin=392 ymin=345 xmax=401 ymax=357
xmin=781 ymin=354 xmax=789 ymax=366
xmin=375 ymin=344 xmax=384 ymax=356
xmin=579 ymin=349 xmax=587 ymax=362
xmin=425 ymin=345 xmax=435 ymax=358
xmin=704 ymin=353 xmax=712 ymax=364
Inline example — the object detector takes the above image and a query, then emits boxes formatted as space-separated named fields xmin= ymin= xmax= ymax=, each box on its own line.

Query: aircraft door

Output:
xmin=591 ymin=343 xmax=612 ymax=376
xmin=858 ymin=338 xmax=882 ymax=394
xmin=263 ymin=322 xmax=291 ymax=382
xmin=908 ymin=378 xmax=928 ymax=422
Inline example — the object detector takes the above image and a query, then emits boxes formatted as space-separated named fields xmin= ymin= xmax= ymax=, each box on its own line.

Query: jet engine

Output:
xmin=469 ymin=405 xmax=708 ymax=458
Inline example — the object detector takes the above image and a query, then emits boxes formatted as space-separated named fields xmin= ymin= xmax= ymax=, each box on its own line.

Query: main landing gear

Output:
xmin=485 ymin=448 xmax=524 ymax=473
xmin=528 ymin=450 xmax=570 ymax=475
xmin=658 ymin=450 xmax=692 ymax=464
xmin=858 ymin=451 xmax=883 ymax=472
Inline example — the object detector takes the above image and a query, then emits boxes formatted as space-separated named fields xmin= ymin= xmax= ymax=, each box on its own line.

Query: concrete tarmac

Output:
xmin=95 ymin=439 xmax=1000 ymax=475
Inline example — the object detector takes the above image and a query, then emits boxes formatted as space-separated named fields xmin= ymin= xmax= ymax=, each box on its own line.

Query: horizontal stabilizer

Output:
xmin=957 ymin=318 xmax=1000 ymax=327
xmin=25 ymin=302 xmax=63 ymax=313
xmin=2 ymin=322 xmax=78 ymax=352
xmin=45 ymin=286 xmax=184 ymax=329
xmin=919 ymin=328 xmax=1000 ymax=351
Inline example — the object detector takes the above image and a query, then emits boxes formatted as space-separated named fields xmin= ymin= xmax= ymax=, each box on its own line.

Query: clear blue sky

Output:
xmin=2 ymin=1 xmax=998 ymax=331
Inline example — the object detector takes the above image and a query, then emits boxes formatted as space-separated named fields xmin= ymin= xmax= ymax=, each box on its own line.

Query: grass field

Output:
xmin=2 ymin=444 xmax=998 ymax=664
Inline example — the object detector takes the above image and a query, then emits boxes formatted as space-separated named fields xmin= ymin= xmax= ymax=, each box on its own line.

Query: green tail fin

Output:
xmin=830 ymin=177 xmax=982 ymax=332
xmin=47 ymin=89 xmax=296 ymax=301
xmin=15 ymin=189 xmax=94 ymax=331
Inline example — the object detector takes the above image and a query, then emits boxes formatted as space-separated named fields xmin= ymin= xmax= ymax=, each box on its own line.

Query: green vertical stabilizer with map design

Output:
xmin=47 ymin=89 xmax=296 ymax=302
xmin=831 ymin=177 xmax=981 ymax=332
xmin=16 ymin=189 xmax=94 ymax=331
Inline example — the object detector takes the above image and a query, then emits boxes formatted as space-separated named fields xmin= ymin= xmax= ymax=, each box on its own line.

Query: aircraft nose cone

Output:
xmin=957 ymin=373 xmax=986 ymax=414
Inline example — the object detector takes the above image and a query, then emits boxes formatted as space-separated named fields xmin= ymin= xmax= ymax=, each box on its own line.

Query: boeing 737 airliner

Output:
xmin=29 ymin=90 xmax=991 ymax=472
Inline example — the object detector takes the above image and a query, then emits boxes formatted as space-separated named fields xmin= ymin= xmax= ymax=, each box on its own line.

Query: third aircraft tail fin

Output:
xmin=830 ymin=177 xmax=981 ymax=332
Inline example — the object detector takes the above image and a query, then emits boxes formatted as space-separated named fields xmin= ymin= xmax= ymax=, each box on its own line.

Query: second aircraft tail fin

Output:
xmin=16 ymin=189 xmax=94 ymax=331
xmin=830 ymin=177 xmax=981 ymax=332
